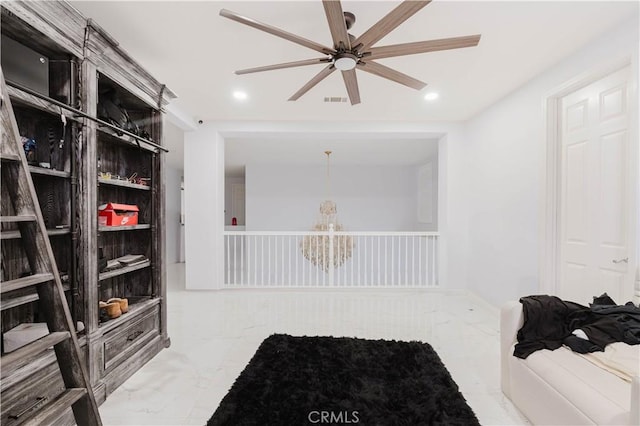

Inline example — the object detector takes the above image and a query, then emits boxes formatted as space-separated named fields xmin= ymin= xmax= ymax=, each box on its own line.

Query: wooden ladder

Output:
xmin=0 ymin=71 xmax=102 ymax=425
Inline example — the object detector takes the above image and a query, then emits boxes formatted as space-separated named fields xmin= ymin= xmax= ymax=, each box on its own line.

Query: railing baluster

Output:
xmin=431 ymin=236 xmax=436 ymax=287
xmin=357 ymin=236 xmax=362 ymax=286
xmin=288 ymin=236 xmax=291 ymax=287
xmin=397 ymin=236 xmax=401 ymax=286
xmin=385 ymin=237 xmax=388 ymax=286
xmin=404 ymin=236 xmax=408 ymax=287
xmin=419 ymin=235 xmax=423 ymax=286
xmin=345 ymin=236 xmax=348 ymax=287
xmin=261 ymin=236 xmax=265 ymax=287
xmin=308 ymin=234 xmax=311 ymax=286
xmin=315 ymin=235 xmax=318 ymax=286
xmin=272 ymin=236 xmax=276 ymax=286
xmin=231 ymin=235 xmax=238 ymax=285
xmin=240 ymin=234 xmax=244 ymax=286
xmin=368 ymin=236 xmax=372 ymax=286
xmin=377 ymin=236 xmax=381 ymax=287
xmin=363 ymin=236 xmax=367 ymax=286
xmin=336 ymin=234 xmax=340 ymax=287
xmin=391 ymin=236 xmax=394 ymax=286
xmin=413 ymin=236 xmax=416 ymax=286
xmin=323 ymin=232 xmax=327 ymax=286
xmin=224 ymin=235 xmax=231 ymax=284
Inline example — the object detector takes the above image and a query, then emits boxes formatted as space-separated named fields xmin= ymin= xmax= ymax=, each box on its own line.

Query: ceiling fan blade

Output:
xmin=367 ymin=35 xmax=481 ymax=60
xmin=353 ymin=1 xmax=431 ymax=51
xmin=289 ymin=64 xmax=336 ymax=101
xmin=322 ymin=0 xmax=351 ymax=50
xmin=236 ymin=58 xmax=331 ymax=75
xmin=357 ymin=61 xmax=426 ymax=90
xmin=341 ymin=69 xmax=361 ymax=105
xmin=220 ymin=9 xmax=333 ymax=55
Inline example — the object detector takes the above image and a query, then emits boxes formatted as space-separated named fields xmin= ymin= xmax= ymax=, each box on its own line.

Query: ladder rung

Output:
xmin=0 ymin=152 xmax=20 ymax=162
xmin=1 ymin=331 xmax=70 ymax=378
xmin=21 ymin=388 xmax=87 ymax=426
xmin=0 ymin=215 xmax=37 ymax=223
xmin=2 ymin=273 xmax=54 ymax=293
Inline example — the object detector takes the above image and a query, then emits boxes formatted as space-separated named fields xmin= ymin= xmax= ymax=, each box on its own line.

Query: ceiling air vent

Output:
xmin=324 ymin=97 xmax=348 ymax=103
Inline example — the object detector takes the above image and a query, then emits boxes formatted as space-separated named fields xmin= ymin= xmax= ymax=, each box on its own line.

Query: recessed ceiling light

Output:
xmin=233 ymin=91 xmax=248 ymax=100
xmin=424 ymin=92 xmax=439 ymax=101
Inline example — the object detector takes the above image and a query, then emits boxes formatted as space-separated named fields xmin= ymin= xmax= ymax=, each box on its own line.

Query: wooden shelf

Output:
xmin=0 ymin=283 xmax=71 ymax=311
xmin=99 ymin=260 xmax=151 ymax=281
xmin=29 ymin=166 xmax=71 ymax=178
xmin=97 ymin=127 xmax=159 ymax=153
xmin=98 ymin=224 xmax=151 ymax=232
xmin=98 ymin=298 xmax=160 ymax=334
xmin=1 ymin=227 xmax=71 ymax=240
xmin=7 ymin=85 xmax=80 ymax=122
xmin=98 ymin=177 xmax=150 ymax=191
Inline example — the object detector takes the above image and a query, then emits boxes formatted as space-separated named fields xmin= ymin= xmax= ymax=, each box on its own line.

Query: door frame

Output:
xmin=540 ymin=57 xmax=639 ymax=300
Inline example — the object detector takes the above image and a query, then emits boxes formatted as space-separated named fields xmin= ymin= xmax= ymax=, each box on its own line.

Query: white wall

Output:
xmin=416 ymin=158 xmax=438 ymax=232
xmin=245 ymin=164 xmax=425 ymax=231
xmin=165 ymin=166 xmax=183 ymax=262
xmin=184 ymin=127 xmax=225 ymax=289
xmin=462 ymin=17 xmax=639 ymax=307
xmin=164 ymin=121 xmax=185 ymax=263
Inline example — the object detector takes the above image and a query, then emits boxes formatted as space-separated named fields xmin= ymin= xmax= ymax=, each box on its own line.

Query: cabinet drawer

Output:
xmin=103 ymin=307 xmax=159 ymax=372
xmin=1 ymin=362 xmax=73 ymax=426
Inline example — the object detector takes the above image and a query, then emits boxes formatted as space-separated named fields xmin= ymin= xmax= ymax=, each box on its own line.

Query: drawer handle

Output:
xmin=9 ymin=396 xmax=47 ymax=419
xmin=127 ymin=330 xmax=144 ymax=342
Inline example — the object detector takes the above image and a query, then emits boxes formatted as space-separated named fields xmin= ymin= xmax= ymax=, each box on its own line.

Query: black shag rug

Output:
xmin=208 ymin=334 xmax=479 ymax=426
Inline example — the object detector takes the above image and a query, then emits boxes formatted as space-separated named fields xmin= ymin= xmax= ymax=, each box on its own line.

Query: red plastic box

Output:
xmin=98 ymin=203 xmax=139 ymax=226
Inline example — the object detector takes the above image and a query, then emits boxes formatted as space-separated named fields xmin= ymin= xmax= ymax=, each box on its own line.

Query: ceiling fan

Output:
xmin=220 ymin=1 xmax=480 ymax=105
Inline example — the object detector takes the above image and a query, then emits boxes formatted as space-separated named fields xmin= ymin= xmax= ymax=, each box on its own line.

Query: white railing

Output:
xmin=223 ymin=230 xmax=439 ymax=288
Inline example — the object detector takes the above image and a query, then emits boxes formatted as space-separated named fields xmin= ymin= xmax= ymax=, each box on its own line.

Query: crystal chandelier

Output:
xmin=301 ymin=151 xmax=354 ymax=272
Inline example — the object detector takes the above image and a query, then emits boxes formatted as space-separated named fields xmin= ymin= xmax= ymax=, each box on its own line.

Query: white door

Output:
xmin=559 ymin=65 xmax=635 ymax=304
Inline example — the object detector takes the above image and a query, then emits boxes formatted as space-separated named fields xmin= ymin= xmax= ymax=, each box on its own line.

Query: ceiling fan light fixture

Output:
xmin=334 ymin=53 xmax=357 ymax=71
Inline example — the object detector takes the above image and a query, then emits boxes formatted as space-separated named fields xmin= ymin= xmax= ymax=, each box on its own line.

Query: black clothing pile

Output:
xmin=514 ymin=294 xmax=640 ymax=359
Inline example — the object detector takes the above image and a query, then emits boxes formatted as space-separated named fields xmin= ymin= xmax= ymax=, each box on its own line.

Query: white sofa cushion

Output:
xmin=522 ymin=346 xmax=630 ymax=425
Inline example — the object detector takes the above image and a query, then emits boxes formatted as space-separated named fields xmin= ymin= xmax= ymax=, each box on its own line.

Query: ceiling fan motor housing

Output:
xmin=344 ymin=11 xmax=355 ymax=29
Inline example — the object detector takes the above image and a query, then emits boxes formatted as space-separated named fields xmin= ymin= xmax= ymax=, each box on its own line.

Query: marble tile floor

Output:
xmin=98 ymin=263 xmax=530 ymax=425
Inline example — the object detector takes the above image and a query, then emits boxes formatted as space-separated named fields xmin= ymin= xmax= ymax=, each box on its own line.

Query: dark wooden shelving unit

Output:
xmin=1 ymin=1 xmax=175 ymax=421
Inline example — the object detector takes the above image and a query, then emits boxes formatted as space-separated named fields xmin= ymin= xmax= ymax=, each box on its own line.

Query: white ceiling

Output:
xmin=68 ymin=1 xmax=637 ymax=174
xmin=69 ymin=1 xmax=638 ymax=123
